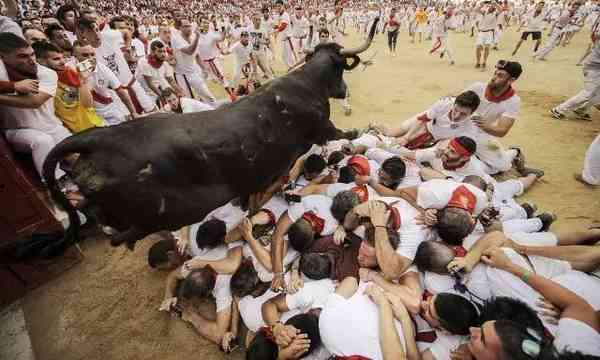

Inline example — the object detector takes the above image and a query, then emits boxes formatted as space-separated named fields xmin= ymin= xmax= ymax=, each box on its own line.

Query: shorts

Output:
xmin=521 ymin=31 xmax=541 ymax=40
xmin=476 ymin=31 xmax=495 ymax=46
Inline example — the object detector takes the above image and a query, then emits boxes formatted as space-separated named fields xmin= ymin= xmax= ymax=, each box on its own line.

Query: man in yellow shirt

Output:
xmin=33 ymin=41 xmax=103 ymax=133
xmin=413 ymin=7 xmax=428 ymax=43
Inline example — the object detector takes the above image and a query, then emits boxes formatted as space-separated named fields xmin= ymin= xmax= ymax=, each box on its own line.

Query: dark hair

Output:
xmin=147 ymin=239 xmax=175 ymax=268
xmin=195 ymin=219 xmax=227 ymax=250
xmin=231 ymin=261 xmax=261 ymax=297
xmin=381 ymin=157 xmax=406 ymax=183
xmin=247 ymin=331 xmax=278 ymax=360
xmin=435 ymin=293 xmax=480 ymax=335
xmin=480 ymin=297 xmax=545 ymax=336
xmin=463 ymin=175 xmax=487 ymax=192
xmin=160 ymin=87 xmax=177 ymax=99
xmin=32 ymin=41 xmax=61 ymax=59
xmin=364 ymin=225 xmax=400 ymax=249
xmin=493 ymin=320 xmax=557 ymax=360
xmin=338 ymin=166 xmax=355 ymax=184
xmin=0 ymin=32 xmax=31 ymax=54
xmin=109 ymin=16 xmax=126 ymax=29
xmin=414 ymin=241 xmax=454 ymax=273
xmin=331 ymin=190 xmax=360 ymax=223
xmin=288 ymin=219 xmax=315 ymax=253
xmin=150 ymin=40 xmax=165 ymax=51
xmin=285 ymin=313 xmax=321 ymax=356
xmin=44 ymin=23 xmax=64 ymax=40
xmin=455 ymin=90 xmax=481 ymax=112
xmin=327 ymin=151 xmax=345 ymax=166
xmin=178 ymin=268 xmax=216 ymax=300
xmin=56 ymin=4 xmax=76 ymax=23
xmin=455 ymin=136 xmax=477 ymax=155
xmin=436 ymin=207 xmax=473 ymax=246
xmin=300 ymin=253 xmax=332 ymax=280
xmin=77 ymin=17 xmax=97 ymax=31
xmin=303 ymin=154 xmax=326 ymax=176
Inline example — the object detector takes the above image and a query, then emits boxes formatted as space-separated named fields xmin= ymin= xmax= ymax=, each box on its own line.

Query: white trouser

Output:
xmin=253 ymin=50 xmax=273 ymax=79
xmin=200 ymin=58 xmax=229 ymax=88
xmin=556 ymin=69 xmax=600 ymax=114
xmin=281 ymin=37 xmax=299 ymax=68
xmin=4 ymin=125 xmax=71 ymax=179
xmin=95 ymin=100 xmax=126 ymax=126
xmin=232 ymin=62 xmax=251 ymax=88
xmin=503 ymin=218 xmax=543 ymax=234
xmin=175 ymin=72 xmax=216 ymax=102
xmin=130 ymin=80 xmax=156 ymax=113
xmin=535 ymin=28 xmax=562 ymax=60
xmin=432 ymin=35 xmax=454 ymax=62
xmin=582 ymin=133 xmax=600 ymax=185
xmin=472 ymin=139 xmax=518 ymax=174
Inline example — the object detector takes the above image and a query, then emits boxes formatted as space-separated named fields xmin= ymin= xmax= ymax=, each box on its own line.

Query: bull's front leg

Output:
xmin=110 ymin=226 xmax=152 ymax=250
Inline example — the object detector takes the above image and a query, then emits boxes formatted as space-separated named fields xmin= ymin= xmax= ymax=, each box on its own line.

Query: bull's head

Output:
xmin=304 ymin=18 xmax=379 ymax=99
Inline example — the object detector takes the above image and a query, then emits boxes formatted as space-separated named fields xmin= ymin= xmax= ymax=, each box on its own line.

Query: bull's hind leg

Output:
xmin=109 ymin=226 xmax=150 ymax=250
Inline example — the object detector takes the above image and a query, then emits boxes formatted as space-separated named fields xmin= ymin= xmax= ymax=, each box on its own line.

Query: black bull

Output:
xmin=42 ymin=20 xmax=379 ymax=254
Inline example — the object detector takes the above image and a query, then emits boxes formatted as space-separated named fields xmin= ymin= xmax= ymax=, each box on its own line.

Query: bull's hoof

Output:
xmin=108 ymin=227 xmax=146 ymax=250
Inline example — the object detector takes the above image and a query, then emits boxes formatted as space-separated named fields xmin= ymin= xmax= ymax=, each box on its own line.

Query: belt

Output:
xmin=92 ymin=90 xmax=113 ymax=105
xmin=480 ymin=29 xmax=495 ymax=32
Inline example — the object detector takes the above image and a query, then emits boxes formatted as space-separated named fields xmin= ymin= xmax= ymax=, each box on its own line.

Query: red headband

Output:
xmin=449 ymin=138 xmax=473 ymax=157
xmin=348 ymin=156 xmax=370 ymax=176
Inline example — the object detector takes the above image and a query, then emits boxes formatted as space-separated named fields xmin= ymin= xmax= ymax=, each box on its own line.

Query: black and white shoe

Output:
xmin=573 ymin=108 xmax=592 ymax=121
xmin=550 ymin=108 xmax=565 ymax=119
xmin=537 ymin=212 xmax=557 ymax=232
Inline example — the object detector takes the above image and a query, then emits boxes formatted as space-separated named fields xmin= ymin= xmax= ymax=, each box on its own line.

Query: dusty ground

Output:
xmin=22 ymin=26 xmax=600 ymax=360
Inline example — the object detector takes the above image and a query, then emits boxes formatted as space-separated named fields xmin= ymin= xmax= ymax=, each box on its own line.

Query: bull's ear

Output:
xmin=343 ymin=55 xmax=361 ymax=71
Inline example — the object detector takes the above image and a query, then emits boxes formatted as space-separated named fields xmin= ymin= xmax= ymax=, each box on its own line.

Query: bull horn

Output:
xmin=340 ymin=17 xmax=379 ymax=56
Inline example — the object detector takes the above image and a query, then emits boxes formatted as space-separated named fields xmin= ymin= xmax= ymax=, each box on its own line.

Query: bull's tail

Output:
xmin=41 ymin=135 xmax=93 ymax=256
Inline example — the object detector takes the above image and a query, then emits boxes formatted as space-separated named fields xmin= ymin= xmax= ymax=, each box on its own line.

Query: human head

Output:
xmin=46 ymin=24 xmax=73 ymax=51
xmin=230 ymin=260 xmax=261 ymax=298
xmin=56 ymin=4 xmax=76 ymax=31
xmin=195 ymin=219 xmax=227 ymax=250
xmin=295 ymin=6 xmax=304 ymax=18
xmin=158 ymin=24 xmax=172 ymax=44
xmin=178 ymin=267 xmax=216 ymax=300
xmin=110 ymin=16 xmax=129 ymax=31
xmin=303 ymin=154 xmax=326 ymax=180
xmin=33 ymin=41 xmax=66 ymax=72
xmin=300 ymin=252 xmax=332 ymax=280
xmin=73 ymin=41 xmax=96 ymax=67
xmin=77 ymin=17 xmax=101 ymax=48
xmin=441 ymin=137 xmax=477 ymax=166
xmin=150 ymin=40 xmax=167 ymax=61
xmin=252 ymin=13 xmax=262 ymax=28
xmin=346 ymin=155 xmax=371 ymax=185
xmin=379 ymin=157 xmax=406 ymax=188
xmin=274 ymin=0 xmax=284 ymax=14
xmin=288 ymin=218 xmax=316 ymax=253
xmin=175 ymin=18 xmax=193 ymax=36
xmin=161 ymin=88 xmax=181 ymax=112
xmin=489 ymin=60 xmax=522 ymax=91
xmin=479 ymin=297 xmax=545 ymax=335
xmin=420 ymin=292 xmax=479 ymax=335
xmin=452 ymin=91 xmax=480 ymax=122
xmin=23 ymin=28 xmax=48 ymax=44
xmin=331 ymin=190 xmax=361 ymax=223
xmin=147 ymin=239 xmax=181 ymax=270
xmin=436 ymin=207 xmax=475 ymax=245
xmin=414 ymin=240 xmax=456 ymax=274
xmin=358 ymin=226 xmax=399 ymax=268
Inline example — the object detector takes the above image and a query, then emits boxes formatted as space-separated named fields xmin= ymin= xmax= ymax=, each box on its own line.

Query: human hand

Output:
xmin=333 ymin=225 xmax=346 ymax=245
xmin=221 ymin=332 xmax=237 ymax=353
xmin=286 ymin=270 xmax=304 ymax=294
xmin=365 ymin=284 xmax=389 ymax=306
xmin=159 ymin=297 xmax=177 ymax=312
xmin=447 ymin=256 xmax=474 ymax=274
xmin=278 ymin=333 xmax=311 ymax=359
xmin=369 ymin=201 xmax=389 ymax=227
xmin=239 ymin=217 xmax=253 ymax=240
xmin=273 ymin=323 xmax=299 ymax=347
xmin=481 ymin=247 xmax=514 ymax=270
xmin=415 ymin=208 xmax=438 ymax=226
xmin=271 ymin=273 xmax=287 ymax=293
xmin=536 ymin=298 xmax=560 ymax=325
xmin=14 ymin=79 xmax=39 ymax=94
xmin=359 ymin=267 xmax=373 ymax=282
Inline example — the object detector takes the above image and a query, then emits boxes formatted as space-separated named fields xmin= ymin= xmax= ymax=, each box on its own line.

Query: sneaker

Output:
xmin=450 ymin=61 xmax=455 ymax=65
xmin=519 ymin=167 xmax=545 ymax=179
xmin=510 ymin=146 xmax=525 ymax=171
xmin=573 ymin=109 xmax=592 ymax=121
xmin=344 ymin=107 xmax=352 ymax=116
xmin=520 ymin=202 xmax=538 ymax=218
xmin=537 ymin=212 xmax=557 ymax=232
xmin=475 ymin=63 xmax=481 ymax=68
xmin=550 ymin=108 xmax=566 ymax=119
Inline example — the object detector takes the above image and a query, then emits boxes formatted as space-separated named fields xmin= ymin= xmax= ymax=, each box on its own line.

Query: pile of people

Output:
xmin=1 ymin=0 xmax=600 ymax=359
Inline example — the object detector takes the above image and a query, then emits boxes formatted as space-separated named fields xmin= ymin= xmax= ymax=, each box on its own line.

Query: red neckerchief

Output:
xmin=147 ymin=54 xmax=164 ymax=69
xmin=258 ymin=326 xmax=276 ymax=342
xmin=5 ymin=64 xmax=37 ymax=81
xmin=384 ymin=201 xmax=402 ymax=231
xmin=405 ymin=130 xmax=434 ymax=150
xmin=57 ymin=67 xmax=81 ymax=87
xmin=442 ymin=157 xmax=469 ymax=171
xmin=302 ymin=211 xmax=325 ymax=235
xmin=351 ymin=184 xmax=369 ymax=203
xmin=452 ymin=245 xmax=468 ymax=258
xmin=448 ymin=185 xmax=477 ymax=214
xmin=484 ymin=85 xmax=515 ymax=103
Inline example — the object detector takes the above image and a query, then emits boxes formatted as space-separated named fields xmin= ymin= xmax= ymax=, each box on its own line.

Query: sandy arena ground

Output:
xmin=21 ymin=25 xmax=600 ymax=360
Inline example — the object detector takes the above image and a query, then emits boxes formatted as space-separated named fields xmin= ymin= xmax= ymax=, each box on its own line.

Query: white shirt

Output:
xmin=171 ymin=32 xmax=201 ymax=74
xmin=417 ymin=179 xmax=489 ymax=216
xmin=248 ymin=25 xmax=269 ymax=51
xmin=478 ymin=11 xmax=499 ymax=30
xmin=287 ymin=195 xmax=339 ymax=236
xmin=180 ymin=97 xmax=215 ymax=113
xmin=285 ymin=278 xmax=336 ymax=312
xmin=465 ymin=82 xmax=521 ymax=136
xmin=421 ymin=97 xmax=478 ymax=141
xmin=230 ymin=41 xmax=253 ymax=66
xmin=96 ymin=29 xmax=133 ymax=85
xmin=380 ymin=197 xmax=431 ymax=260
xmin=197 ymin=32 xmax=223 ymax=60
xmin=89 ymin=62 xmax=122 ymax=110
xmin=554 ymin=318 xmax=600 ymax=355
xmin=290 ymin=15 xmax=310 ymax=38
xmin=135 ymin=57 xmax=171 ymax=98
xmin=0 ymin=62 xmax=63 ymax=132
xmin=273 ymin=12 xmax=292 ymax=38
xmin=523 ymin=12 xmax=545 ymax=31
